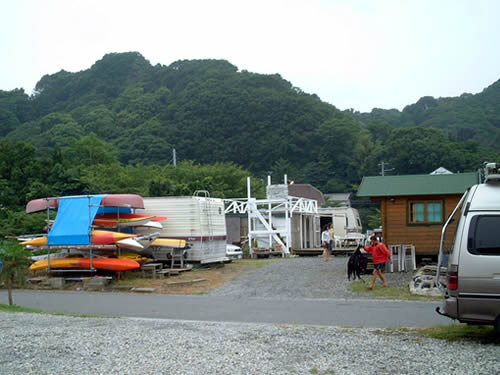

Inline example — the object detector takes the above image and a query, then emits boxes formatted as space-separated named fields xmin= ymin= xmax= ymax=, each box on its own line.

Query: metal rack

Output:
xmin=37 ymin=196 xmax=132 ymax=273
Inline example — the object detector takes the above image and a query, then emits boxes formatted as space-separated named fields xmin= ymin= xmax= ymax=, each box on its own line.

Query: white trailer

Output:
xmin=136 ymin=192 xmax=227 ymax=264
xmin=317 ymin=206 xmax=365 ymax=251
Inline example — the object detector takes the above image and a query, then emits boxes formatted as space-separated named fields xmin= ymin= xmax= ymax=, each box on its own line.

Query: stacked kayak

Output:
xmin=29 ymin=257 xmax=141 ymax=271
xmin=19 ymin=194 xmax=187 ymax=273
xmin=21 ymin=230 xmax=138 ymax=247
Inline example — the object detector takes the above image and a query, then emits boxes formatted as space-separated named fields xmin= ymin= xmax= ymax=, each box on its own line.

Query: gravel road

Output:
xmin=2 ymin=256 xmax=499 ymax=374
xmin=2 ymin=312 xmax=499 ymax=375
xmin=209 ymin=255 xmax=414 ymax=299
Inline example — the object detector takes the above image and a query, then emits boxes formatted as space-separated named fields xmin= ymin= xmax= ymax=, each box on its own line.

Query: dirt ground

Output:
xmin=26 ymin=258 xmax=280 ymax=295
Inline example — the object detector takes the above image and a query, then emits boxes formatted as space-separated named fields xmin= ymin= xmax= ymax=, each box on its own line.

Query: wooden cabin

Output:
xmin=357 ymin=172 xmax=479 ymax=260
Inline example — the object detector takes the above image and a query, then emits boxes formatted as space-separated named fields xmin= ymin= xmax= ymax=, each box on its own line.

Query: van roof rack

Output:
xmin=484 ymin=162 xmax=500 ymax=182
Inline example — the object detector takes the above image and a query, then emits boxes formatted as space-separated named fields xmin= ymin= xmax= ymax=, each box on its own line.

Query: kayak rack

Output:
xmin=38 ymin=195 xmax=136 ymax=273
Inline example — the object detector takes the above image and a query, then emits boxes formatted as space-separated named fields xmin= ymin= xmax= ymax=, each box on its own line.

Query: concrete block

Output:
xmin=48 ymin=277 xmax=65 ymax=289
xmin=85 ymin=277 xmax=110 ymax=290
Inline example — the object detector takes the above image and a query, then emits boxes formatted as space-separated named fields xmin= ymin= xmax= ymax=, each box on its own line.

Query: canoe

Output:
xmin=151 ymin=238 xmax=187 ymax=248
xmin=26 ymin=194 xmax=145 ymax=213
xmin=29 ymin=257 xmax=140 ymax=271
xmin=21 ymin=230 xmax=137 ymax=247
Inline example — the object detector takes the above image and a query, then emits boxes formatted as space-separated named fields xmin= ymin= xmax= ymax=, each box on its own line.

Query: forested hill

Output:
xmin=1 ymin=51 xmax=500 ymax=198
xmin=353 ymin=79 xmax=500 ymax=149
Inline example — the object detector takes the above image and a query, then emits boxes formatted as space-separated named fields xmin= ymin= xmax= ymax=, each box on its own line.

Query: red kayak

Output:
xmin=22 ymin=230 xmax=137 ymax=247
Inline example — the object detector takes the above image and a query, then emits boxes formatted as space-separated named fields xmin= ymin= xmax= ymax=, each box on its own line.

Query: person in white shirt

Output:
xmin=321 ymin=224 xmax=331 ymax=261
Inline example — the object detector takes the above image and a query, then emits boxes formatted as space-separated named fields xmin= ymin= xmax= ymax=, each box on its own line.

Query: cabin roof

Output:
xmin=357 ymin=172 xmax=479 ymax=197
xmin=288 ymin=184 xmax=325 ymax=206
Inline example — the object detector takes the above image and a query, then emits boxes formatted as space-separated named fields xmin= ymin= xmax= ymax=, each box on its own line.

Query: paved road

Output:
xmin=0 ymin=290 xmax=452 ymax=327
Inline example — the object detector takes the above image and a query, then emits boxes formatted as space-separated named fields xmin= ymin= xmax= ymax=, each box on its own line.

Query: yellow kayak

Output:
xmin=151 ymin=238 xmax=187 ymax=248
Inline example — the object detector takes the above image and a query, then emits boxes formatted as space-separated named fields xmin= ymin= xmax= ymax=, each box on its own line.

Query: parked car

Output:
xmin=225 ymin=244 xmax=243 ymax=261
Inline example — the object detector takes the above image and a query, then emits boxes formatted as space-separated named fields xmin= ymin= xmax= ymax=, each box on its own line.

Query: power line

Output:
xmin=378 ymin=161 xmax=394 ymax=176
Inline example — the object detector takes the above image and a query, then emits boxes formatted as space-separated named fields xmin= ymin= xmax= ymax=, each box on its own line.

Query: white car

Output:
xmin=225 ymin=244 xmax=243 ymax=260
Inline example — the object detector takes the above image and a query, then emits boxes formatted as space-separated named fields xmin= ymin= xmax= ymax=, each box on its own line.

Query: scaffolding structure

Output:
xmin=225 ymin=176 xmax=318 ymax=257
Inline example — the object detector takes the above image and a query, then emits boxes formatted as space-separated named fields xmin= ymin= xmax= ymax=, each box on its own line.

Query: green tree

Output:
xmin=0 ymin=139 xmax=42 ymax=207
xmin=64 ymin=133 xmax=118 ymax=167
xmin=0 ymin=241 xmax=30 ymax=305
xmin=385 ymin=127 xmax=454 ymax=174
xmin=367 ymin=208 xmax=382 ymax=229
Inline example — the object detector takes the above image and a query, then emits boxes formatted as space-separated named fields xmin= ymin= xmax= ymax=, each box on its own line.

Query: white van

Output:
xmin=436 ymin=163 xmax=500 ymax=332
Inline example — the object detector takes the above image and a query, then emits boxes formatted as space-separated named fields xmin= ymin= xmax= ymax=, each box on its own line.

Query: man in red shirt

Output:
xmin=363 ymin=236 xmax=393 ymax=290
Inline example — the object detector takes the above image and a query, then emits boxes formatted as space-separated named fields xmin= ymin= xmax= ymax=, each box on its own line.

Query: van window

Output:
xmin=467 ymin=215 xmax=500 ymax=256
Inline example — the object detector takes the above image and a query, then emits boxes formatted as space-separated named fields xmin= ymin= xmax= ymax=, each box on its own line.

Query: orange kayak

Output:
xmin=21 ymin=230 xmax=137 ymax=247
xmin=29 ymin=257 xmax=140 ymax=271
xmin=91 ymin=230 xmax=137 ymax=245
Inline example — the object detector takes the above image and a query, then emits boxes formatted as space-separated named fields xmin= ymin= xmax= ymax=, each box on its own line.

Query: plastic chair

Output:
xmin=401 ymin=244 xmax=416 ymax=271
xmin=387 ymin=245 xmax=401 ymax=272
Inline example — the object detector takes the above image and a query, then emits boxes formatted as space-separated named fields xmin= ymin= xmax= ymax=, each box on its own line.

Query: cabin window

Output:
xmin=408 ymin=200 xmax=443 ymax=224
xmin=468 ymin=215 xmax=500 ymax=256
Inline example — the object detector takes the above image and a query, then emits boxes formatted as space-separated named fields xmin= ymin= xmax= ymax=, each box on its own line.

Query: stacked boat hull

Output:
xmin=29 ymin=257 xmax=141 ymax=271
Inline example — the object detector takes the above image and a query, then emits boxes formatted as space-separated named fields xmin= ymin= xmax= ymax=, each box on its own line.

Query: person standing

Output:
xmin=363 ymin=235 xmax=392 ymax=289
xmin=321 ymin=225 xmax=331 ymax=261
xmin=328 ymin=223 xmax=335 ymax=256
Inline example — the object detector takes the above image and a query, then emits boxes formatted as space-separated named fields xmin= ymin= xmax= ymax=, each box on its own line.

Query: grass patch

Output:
xmin=0 ymin=304 xmax=46 ymax=314
xmin=0 ymin=303 xmax=110 ymax=318
xmin=417 ymin=324 xmax=499 ymax=344
xmin=348 ymin=280 xmax=441 ymax=300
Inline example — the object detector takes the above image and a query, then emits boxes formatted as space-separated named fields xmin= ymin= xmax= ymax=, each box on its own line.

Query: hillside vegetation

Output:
xmin=1 ymin=52 xmax=499 ymax=232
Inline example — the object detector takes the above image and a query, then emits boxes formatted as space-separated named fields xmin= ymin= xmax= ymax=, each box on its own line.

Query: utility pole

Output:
xmin=378 ymin=161 xmax=394 ymax=176
xmin=173 ymin=148 xmax=177 ymax=166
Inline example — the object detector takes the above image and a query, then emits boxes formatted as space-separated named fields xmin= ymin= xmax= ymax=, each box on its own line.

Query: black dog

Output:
xmin=347 ymin=246 xmax=368 ymax=281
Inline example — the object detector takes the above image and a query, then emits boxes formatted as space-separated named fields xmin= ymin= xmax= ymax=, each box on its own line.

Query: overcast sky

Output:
xmin=1 ymin=0 xmax=499 ymax=112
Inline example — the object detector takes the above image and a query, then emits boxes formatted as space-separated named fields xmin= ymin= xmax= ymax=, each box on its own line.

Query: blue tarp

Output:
xmin=48 ymin=195 xmax=104 ymax=245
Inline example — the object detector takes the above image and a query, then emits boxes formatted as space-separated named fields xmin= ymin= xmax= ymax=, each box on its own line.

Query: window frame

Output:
xmin=408 ymin=199 xmax=444 ymax=225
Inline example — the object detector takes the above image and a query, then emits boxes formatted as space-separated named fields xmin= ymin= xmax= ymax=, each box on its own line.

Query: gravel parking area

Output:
xmin=2 ymin=312 xmax=499 ymax=375
xmin=3 ymin=256 xmax=498 ymax=374
xmin=210 ymin=255 xmax=414 ymax=299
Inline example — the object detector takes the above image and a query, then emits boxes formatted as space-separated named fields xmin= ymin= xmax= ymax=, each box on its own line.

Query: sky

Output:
xmin=1 ymin=0 xmax=500 ymax=113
